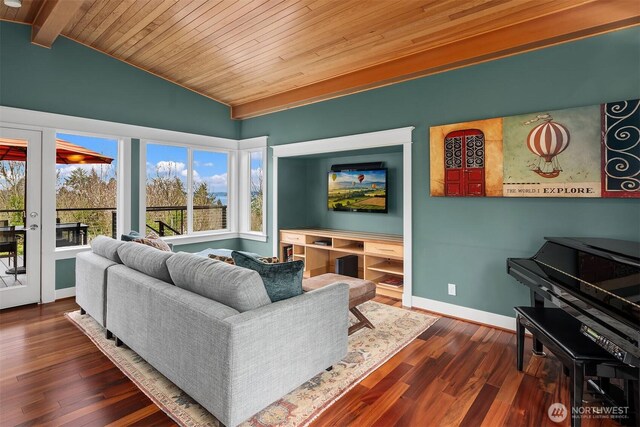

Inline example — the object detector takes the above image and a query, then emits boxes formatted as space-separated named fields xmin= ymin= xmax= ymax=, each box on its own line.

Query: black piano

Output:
xmin=508 ymin=237 xmax=639 ymax=365
xmin=508 ymin=237 xmax=639 ymax=422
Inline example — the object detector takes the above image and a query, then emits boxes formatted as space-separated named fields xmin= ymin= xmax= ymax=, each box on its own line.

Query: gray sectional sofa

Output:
xmin=75 ymin=236 xmax=349 ymax=427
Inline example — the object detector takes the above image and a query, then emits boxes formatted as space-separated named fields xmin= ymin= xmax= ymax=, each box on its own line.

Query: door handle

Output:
xmin=29 ymin=224 xmax=39 ymax=231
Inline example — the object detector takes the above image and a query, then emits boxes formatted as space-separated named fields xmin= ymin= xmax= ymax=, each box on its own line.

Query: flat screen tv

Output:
xmin=328 ymin=168 xmax=388 ymax=213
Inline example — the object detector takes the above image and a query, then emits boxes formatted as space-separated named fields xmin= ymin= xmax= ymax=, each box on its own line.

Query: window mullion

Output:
xmin=187 ymin=148 xmax=193 ymax=235
xmin=238 ymin=150 xmax=247 ymax=233
xmin=230 ymin=150 xmax=238 ymax=232
xmin=261 ymin=147 xmax=267 ymax=234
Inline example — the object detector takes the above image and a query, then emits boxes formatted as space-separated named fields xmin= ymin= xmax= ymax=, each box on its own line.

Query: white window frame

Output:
xmin=140 ymin=139 xmax=239 ymax=245
xmin=238 ymin=137 xmax=267 ymax=241
xmin=52 ymin=129 xmax=130 ymax=259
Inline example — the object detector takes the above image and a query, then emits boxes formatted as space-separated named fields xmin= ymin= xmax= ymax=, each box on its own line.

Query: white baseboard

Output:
xmin=411 ymin=296 xmax=516 ymax=331
xmin=55 ymin=286 xmax=76 ymax=300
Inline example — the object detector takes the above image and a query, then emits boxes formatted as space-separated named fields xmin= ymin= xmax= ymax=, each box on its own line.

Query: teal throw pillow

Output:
xmin=231 ymin=251 xmax=304 ymax=303
xmin=121 ymin=230 xmax=143 ymax=242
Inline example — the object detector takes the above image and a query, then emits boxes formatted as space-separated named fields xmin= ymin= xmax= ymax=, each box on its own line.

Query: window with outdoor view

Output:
xmin=145 ymin=144 xmax=230 ymax=237
xmin=55 ymin=133 xmax=119 ymax=247
xmin=145 ymin=144 xmax=188 ymax=236
xmin=0 ymin=139 xmax=27 ymax=285
xmin=250 ymin=150 xmax=264 ymax=232
xmin=193 ymin=150 xmax=228 ymax=232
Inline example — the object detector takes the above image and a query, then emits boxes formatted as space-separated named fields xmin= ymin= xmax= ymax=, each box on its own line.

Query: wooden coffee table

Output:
xmin=302 ymin=273 xmax=377 ymax=335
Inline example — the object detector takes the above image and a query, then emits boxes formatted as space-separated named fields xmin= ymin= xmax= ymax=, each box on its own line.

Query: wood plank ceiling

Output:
xmin=1 ymin=0 xmax=639 ymax=118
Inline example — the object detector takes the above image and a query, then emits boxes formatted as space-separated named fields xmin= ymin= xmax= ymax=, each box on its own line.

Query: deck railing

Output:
xmin=0 ymin=205 xmax=228 ymax=242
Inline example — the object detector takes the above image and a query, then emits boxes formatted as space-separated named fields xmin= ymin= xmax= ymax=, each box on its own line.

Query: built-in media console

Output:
xmin=280 ymin=228 xmax=404 ymax=299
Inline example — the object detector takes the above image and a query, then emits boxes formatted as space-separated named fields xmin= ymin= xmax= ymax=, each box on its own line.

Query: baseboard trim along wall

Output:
xmin=55 ymin=286 xmax=76 ymax=300
xmin=411 ymin=296 xmax=517 ymax=331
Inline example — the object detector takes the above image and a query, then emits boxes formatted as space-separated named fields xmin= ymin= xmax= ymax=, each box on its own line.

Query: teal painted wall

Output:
xmin=0 ymin=22 xmax=239 ymax=138
xmin=241 ymin=27 xmax=640 ymax=317
xmin=55 ymin=258 xmax=75 ymax=289
xmin=0 ymin=22 xmax=243 ymax=289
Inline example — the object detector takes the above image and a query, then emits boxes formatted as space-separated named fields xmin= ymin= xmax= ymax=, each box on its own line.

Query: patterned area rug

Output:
xmin=66 ymin=301 xmax=438 ymax=427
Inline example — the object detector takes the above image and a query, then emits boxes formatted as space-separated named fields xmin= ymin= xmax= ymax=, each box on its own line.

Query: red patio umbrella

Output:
xmin=0 ymin=138 xmax=113 ymax=164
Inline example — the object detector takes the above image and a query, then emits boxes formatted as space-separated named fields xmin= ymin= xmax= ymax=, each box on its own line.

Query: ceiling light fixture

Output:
xmin=4 ymin=0 xmax=22 ymax=8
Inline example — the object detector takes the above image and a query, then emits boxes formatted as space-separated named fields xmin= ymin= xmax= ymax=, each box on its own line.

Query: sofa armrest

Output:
xmin=223 ymin=282 xmax=349 ymax=426
xmin=75 ymin=251 xmax=117 ymax=326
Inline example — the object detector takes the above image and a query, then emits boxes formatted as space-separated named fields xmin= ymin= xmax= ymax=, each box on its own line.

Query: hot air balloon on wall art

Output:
xmin=524 ymin=114 xmax=571 ymax=178
xmin=501 ymin=104 xmax=602 ymax=196
xmin=428 ymin=98 xmax=640 ymax=198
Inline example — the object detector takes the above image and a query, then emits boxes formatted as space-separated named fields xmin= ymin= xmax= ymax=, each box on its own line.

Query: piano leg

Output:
xmin=572 ymin=362 xmax=585 ymax=427
xmin=516 ymin=316 xmax=524 ymax=371
xmin=530 ymin=290 xmax=546 ymax=356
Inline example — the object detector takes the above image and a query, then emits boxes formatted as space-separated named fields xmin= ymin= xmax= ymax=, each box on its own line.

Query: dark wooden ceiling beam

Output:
xmin=231 ymin=1 xmax=640 ymax=119
xmin=31 ymin=0 xmax=84 ymax=48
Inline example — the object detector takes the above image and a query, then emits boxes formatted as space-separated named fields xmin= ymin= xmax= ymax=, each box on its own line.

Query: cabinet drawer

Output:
xmin=281 ymin=232 xmax=305 ymax=244
xmin=365 ymin=241 xmax=403 ymax=257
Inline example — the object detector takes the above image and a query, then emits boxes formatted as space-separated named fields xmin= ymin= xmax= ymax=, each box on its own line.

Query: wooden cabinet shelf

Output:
xmin=280 ymin=228 xmax=404 ymax=300
xmin=367 ymin=260 xmax=403 ymax=276
xmin=375 ymin=284 xmax=404 ymax=299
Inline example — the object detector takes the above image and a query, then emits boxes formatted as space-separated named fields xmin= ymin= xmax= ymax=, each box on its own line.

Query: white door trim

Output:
xmin=0 ymin=127 xmax=43 ymax=308
xmin=41 ymin=129 xmax=56 ymax=303
xmin=271 ymin=126 xmax=414 ymax=306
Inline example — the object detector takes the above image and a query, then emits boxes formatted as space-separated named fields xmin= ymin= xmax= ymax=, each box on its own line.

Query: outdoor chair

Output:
xmin=0 ymin=226 xmax=18 ymax=283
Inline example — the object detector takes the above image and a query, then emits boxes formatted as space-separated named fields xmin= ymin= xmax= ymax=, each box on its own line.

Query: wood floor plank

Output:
xmin=0 ymin=297 xmax=625 ymax=427
xmin=459 ymin=382 xmax=500 ymax=427
xmin=359 ymin=362 xmax=412 ymax=405
xmin=311 ymin=384 xmax=369 ymax=427
xmin=351 ymin=380 xmax=410 ymax=426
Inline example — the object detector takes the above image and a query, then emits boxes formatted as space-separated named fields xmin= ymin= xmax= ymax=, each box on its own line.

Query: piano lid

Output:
xmin=531 ymin=237 xmax=639 ymax=328
xmin=545 ymin=237 xmax=640 ymax=266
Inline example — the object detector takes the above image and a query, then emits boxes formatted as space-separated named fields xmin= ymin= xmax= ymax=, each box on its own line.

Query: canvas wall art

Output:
xmin=429 ymin=98 xmax=639 ymax=198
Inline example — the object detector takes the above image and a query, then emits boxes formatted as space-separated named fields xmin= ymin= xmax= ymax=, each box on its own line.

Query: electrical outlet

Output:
xmin=448 ymin=283 xmax=457 ymax=296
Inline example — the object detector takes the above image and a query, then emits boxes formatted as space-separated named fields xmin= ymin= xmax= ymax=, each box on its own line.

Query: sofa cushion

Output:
xmin=231 ymin=251 xmax=304 ymax=303
xmin=91 ymin=236 xmax=125 ymax=263
xmin=166 ymin=252 xmax=270 ymax=313
xmin=117 ymin=242 xmax=174 ymax=284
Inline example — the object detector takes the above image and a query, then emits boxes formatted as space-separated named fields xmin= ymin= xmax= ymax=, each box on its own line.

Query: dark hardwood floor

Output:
xmin=0 ymin=297 xmax=621 ymax=427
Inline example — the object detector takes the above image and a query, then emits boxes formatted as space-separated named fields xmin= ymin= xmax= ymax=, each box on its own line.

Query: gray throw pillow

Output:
xmin=117 ymin=242 xmax=174 ymax=284
xmin=91 ymin=235 xmax=124 ymax=263
xmin=231 ymin=251 xmax=304 ymax=303
xmin=167 ymin=252 xmax=270 ymax=312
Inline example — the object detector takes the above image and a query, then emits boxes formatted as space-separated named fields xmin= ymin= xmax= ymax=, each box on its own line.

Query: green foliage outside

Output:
xmin=0 ymin=159 xmax=264 ymax=246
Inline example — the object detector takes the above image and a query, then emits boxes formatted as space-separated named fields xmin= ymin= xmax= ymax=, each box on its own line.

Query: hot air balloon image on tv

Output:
xmin=328 ymin=167 xmax=388 ymax=212
xmin=524 ymin=113 xmax=570 ymax=179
